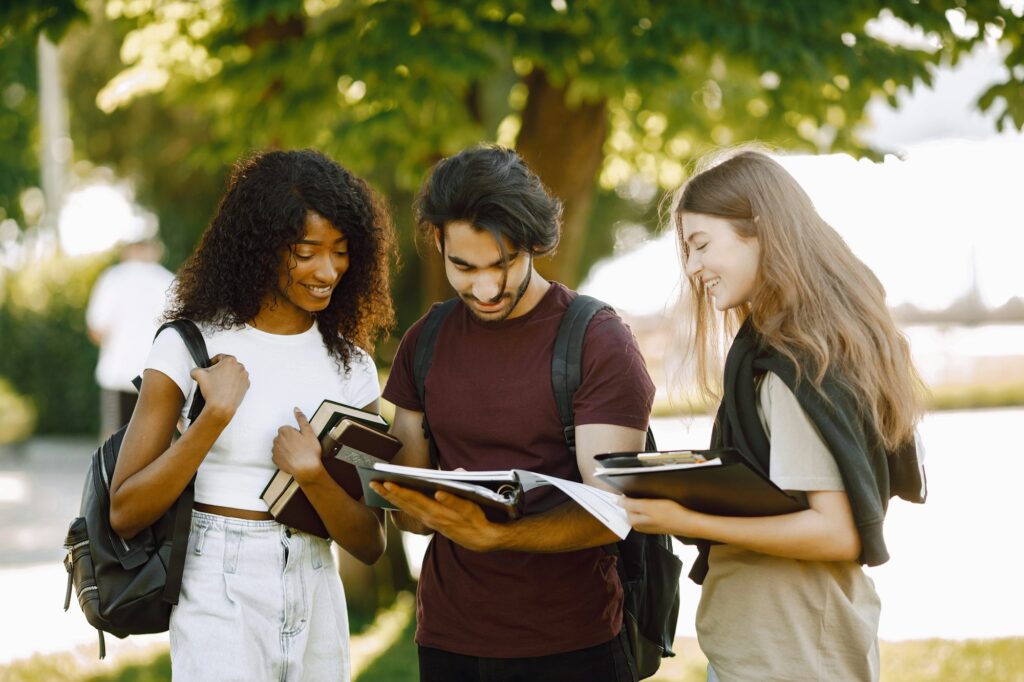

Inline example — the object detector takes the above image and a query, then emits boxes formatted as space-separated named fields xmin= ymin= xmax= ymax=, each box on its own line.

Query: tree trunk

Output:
xmin=516 ymin=69 xmax=608 ymax=287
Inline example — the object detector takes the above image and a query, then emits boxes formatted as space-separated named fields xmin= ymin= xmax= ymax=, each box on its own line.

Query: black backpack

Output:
xmin=63 ymin=319 xmax=210 ymax=658
xmin=413 ymin=295 xmax=682 ymax=680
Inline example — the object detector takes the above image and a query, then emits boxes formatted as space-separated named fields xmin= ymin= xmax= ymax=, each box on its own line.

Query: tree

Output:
xmin=0 ymin=1 xmax=85 ymax=230
xmin=88 ymin=0 xmax=1023 ymax=295
xmin=14 ymin=1 xmax=1022 ymax=310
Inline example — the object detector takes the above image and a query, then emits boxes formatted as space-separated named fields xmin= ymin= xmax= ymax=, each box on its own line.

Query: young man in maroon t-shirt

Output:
xmin=372 ymin=145 xmax=655 ymax=682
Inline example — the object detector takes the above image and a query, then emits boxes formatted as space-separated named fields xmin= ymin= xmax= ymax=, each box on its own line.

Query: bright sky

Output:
xmin=583 ymin=41 xmax=1024 ymax=315
xmin=57 ymin=183 xmax=153 ymax=255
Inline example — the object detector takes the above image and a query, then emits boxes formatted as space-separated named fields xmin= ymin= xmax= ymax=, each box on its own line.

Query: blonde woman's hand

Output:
xmin=189 ymin=353 xmax=250 ymax=421
xmin=272 ymin=409 xmax=324 ymax=485
xmin=619 ymin=496 xmax=695 ymax=536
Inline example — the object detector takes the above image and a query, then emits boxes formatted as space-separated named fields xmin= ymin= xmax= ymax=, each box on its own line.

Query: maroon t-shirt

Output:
xmin=383 ymin=283 xmax=655 ymax=658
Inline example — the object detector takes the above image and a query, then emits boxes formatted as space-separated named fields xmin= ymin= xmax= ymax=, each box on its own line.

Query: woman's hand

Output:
xmin=620 ymin=497 xmax=697 ymax=536
xmin=272 ymin=409 xmax=324 ymax=485
xmin=189 ymin=353 xmax=249 ymax=421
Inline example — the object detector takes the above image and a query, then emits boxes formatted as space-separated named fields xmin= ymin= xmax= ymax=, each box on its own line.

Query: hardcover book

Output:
xmin=260 ymin=411 xmax=402 ymax=538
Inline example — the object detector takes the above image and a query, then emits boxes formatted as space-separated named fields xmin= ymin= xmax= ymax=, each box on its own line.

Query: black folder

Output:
xmin=595 ymin=448 xmax=807 ymax=517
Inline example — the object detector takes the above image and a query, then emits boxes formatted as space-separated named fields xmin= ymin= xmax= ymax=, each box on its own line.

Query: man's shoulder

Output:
xmin=398 ymin=298 xmax=462 ymax=345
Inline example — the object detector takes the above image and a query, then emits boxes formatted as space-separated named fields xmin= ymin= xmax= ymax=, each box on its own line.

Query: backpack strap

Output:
xmin=156 ymin=319 xmax=212 ymax=424
xmin=413 ymin=298 xmax=459 ymax=469
xmin=551 ymin=295 xmax=613 ymax=456
xmin=152 ymin=319 xmax=210 ymax=604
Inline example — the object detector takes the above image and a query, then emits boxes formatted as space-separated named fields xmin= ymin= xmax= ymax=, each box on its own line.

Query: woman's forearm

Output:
xmin=109 ymin=408 xmax=231 ymax=539
xmin=686 ymin=504 xmax=861 ymax=562
xmin=624 ymin=490 xmax=860 ymax=562
xmin=302 ymin=469 xmax=386 ymax=564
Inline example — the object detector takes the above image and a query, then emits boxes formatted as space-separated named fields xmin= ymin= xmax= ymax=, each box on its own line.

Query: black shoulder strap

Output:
xmin=154 ymin=319 xmax=212 ymax=424
xmin=552 ymin=295 xmax=612 ymax=455
xmin=553 ymin=295 xmax=657 ymax=454
xmin=152 ymin=319 xmax=210 ymax=606
xmin=413 ymin=298 xmax=459 ymax=469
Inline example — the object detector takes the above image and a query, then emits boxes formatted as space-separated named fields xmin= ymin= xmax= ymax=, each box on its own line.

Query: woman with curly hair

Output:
xmin=109 ymin=148 xmax=397 ymax=680
xmin=622 ymin=149 xmax=925 ymax=681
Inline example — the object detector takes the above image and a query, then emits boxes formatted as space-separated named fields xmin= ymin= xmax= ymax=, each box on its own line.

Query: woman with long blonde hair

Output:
xmin=622 ymin=149 xmax=926 ymax=681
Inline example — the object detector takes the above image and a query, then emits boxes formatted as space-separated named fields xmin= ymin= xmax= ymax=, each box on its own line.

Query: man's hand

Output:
xmin=370 ymin=481 xmax=504 ymax=552
xmin=272 ymin=408 xmax=325 ymax=485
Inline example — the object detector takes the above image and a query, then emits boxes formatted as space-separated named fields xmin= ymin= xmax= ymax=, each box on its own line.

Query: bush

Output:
xmin=0 ymin=249 xmax=113 ymax=436
xmin=0 ymin=376 xmax=36 ymax=443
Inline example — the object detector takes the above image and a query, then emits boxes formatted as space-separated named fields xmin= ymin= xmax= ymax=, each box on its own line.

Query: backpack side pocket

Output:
xmin=64 ymin=516 xmax=100 ymax=622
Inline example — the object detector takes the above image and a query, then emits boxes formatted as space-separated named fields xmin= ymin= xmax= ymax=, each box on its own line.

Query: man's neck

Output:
xmin=506 ymin=270 xmax=551 ymax=320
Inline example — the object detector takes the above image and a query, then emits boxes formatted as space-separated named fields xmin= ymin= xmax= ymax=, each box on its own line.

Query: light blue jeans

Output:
xmin=169 ymin=511 xmax=350 ymax=681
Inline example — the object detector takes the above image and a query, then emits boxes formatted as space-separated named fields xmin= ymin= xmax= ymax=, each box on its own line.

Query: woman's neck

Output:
xmin=249 ymin=307 xmax=315 ymax=335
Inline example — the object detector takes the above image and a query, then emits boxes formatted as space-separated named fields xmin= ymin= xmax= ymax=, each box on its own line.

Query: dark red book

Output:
xmin=260 ymin=419 xmax=402 ymax=538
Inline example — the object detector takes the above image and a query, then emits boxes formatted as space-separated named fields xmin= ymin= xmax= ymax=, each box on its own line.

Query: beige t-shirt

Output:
xmin=696 ymin=372 xmax=881 ymax=682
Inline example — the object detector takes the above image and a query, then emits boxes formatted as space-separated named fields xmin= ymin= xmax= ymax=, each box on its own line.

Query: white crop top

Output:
xmin=145 ymin=323 xmax=380 ymax=510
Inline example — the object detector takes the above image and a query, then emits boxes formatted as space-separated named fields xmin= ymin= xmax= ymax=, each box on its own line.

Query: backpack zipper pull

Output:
xmin=63 ymin=554 xmax=73 ymax=611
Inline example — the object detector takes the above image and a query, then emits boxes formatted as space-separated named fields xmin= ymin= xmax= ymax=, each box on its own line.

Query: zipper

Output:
xmin=99 ymin=447 xmax=132 ymax=553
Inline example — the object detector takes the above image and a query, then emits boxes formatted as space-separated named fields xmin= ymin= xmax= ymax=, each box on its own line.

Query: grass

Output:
xmin=7 ymin=626 xmax=1022 ymax=682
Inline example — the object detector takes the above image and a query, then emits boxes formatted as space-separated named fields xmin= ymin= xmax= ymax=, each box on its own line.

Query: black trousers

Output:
xmin=418 ymin=633 xmax=636 ymax=682
xmin=100 ymin=388 xmax=137 ymax=440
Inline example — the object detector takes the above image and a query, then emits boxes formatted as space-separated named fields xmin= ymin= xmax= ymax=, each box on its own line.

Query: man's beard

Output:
xmin=463 ymin=263 xmax=533 ymax=322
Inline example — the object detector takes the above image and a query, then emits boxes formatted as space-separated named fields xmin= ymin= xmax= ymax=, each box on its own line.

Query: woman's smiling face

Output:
xmin=267 ymin=211 xmax=349 ymax=322
xmin=681 ymin=212 xmax=761 ymax=311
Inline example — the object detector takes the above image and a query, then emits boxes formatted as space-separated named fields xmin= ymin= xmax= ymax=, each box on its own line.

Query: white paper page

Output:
xmin=514 ymin=470 xmax=631 ymax=539
xmin=371 ymin=463 xmax=631 ymax=539
xmin=372 ymin=462 xmax=517 ymax=483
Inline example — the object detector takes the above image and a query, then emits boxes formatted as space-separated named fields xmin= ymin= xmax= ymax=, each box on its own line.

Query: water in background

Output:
xmin=903 ymin=324 xmax=1024 ymax=387
xmin=651 ymin=407 xmax=1024 ymax=641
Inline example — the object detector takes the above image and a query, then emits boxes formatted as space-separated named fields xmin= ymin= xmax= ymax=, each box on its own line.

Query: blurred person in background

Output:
xmin=86 ymin=237 xmax=175 ymax=439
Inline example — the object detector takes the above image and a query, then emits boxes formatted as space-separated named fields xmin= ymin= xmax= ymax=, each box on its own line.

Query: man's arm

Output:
xmin=385 ymin=405 xmax=434 ymax=535
xmin=371 ymin=422 xmax=648 ymax=553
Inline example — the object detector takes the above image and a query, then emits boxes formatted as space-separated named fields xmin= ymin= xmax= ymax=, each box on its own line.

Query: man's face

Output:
xmin=437 ymin=220 xmax=534 ymax=322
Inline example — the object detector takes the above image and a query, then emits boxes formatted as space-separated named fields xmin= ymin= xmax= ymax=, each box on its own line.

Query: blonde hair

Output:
xmin=672 ymin=148 xmax=923 ymax=451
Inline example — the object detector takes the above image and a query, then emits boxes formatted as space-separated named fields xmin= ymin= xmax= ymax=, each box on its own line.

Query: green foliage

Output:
xmin=879 ymin=637 xmax=1024 ymax=682
xmin=0 ymin=250 xmax=112 ymax=436
xmin=1 ymin=629 xmax=1021 ymax=681
xmin=0 ymin=0 xmax=88 ymax=229
xmin=96 ymin=0 xmax=1023 ymax=177
xmin=7 ymin=0 xmax=1024 ymax=324
xmin=928 ymin=380 xmax=1024 ymax=412
xmin=0 ymin=28 xmax=42 ymax=228
xmin=354 ymin=612 xmax=418 ymax=682
xmin=0 ymin=1 xmax=88 ymax=44
xmin=82 ymin=0 xmax=1023 ymax=290
xmin=0 ymin=376 xmax=36 ymax=443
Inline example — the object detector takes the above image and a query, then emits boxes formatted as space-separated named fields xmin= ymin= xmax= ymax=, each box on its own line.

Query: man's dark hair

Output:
xmin=166 ymin=148 xmax=396 ymax=369
xmin=414 ymin=145 xmax=562 ymax=257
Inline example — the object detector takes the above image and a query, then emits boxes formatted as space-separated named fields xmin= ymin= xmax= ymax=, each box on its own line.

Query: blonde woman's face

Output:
xmin=681 ymin=212 xmax=760 ymax=311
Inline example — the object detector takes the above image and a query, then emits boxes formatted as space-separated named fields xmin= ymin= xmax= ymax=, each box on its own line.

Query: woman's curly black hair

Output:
xmin=165 ymin=149 xmax=397 ymax=370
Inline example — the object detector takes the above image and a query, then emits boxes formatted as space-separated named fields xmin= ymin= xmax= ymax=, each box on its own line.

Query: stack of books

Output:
xmin=260 ymin=400 xmax=402 ymax=537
